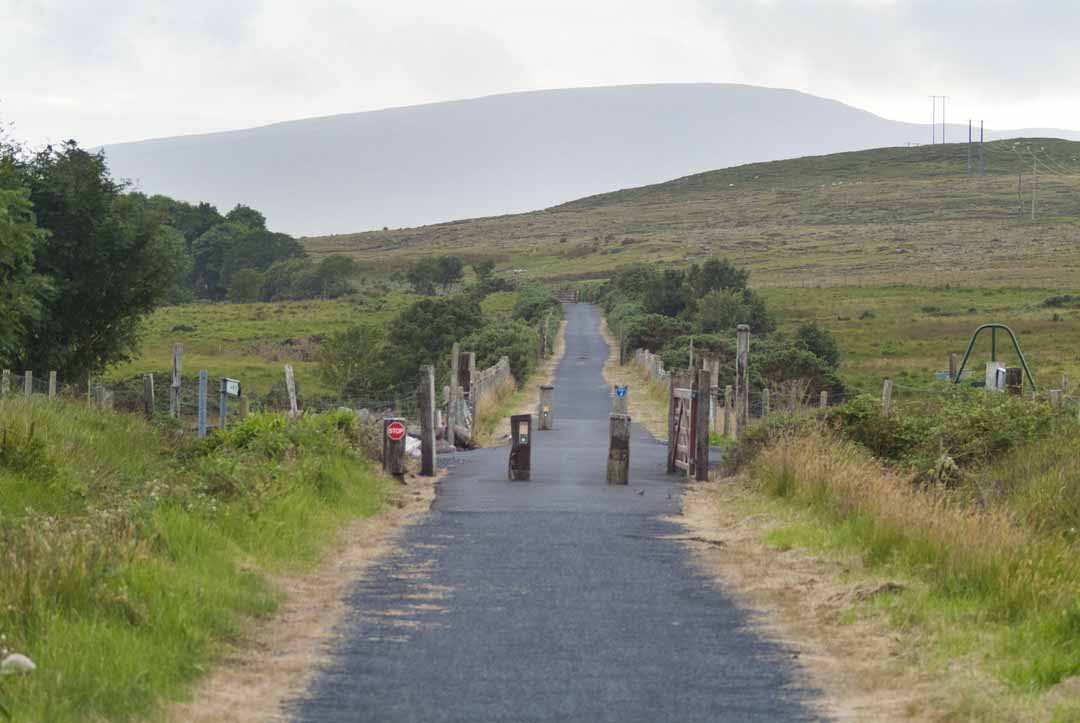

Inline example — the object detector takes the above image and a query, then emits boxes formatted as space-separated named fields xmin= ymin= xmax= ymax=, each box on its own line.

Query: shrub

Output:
xmin=794 ymin=323 xmax=840 ymax=368
xmin=512 ymin=283 xmax=561 ymax=324
xmin=462 ymin=320 xmax=537 ymax=383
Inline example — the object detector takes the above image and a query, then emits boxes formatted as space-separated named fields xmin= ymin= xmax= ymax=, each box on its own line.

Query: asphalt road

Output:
xmin=291 ymin=303 xmax=823 ymax=722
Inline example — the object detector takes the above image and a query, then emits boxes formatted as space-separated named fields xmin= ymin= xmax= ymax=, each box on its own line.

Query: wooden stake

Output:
xmin=284 ymin=364 xmax=299 ymax=418
xmin=417 ymin=365 xmax=437 ymax=476
xmin=1050 ymin=389 xmax=1063 ymax=409
xmin=170 ymin=343 xmax=183 ymax=419
xmin=197 ymin=370 xmax=208 ymax=438
xmin=23 ymin=371 xmax=32 ymax=397
xmin=820 ymin=390 xmax=828 ymax=409
xmin=735 ymin=325 xmax=750 ymax=439
xmin=607 ymin=414 xmax=631 ymax=485
xmin=448 ymin=343 xmax=460 ymax=447
xmin=723 ymin=385 xmax=733 ymax=439
xmin=948 ymin=353 xmax=959 ymax=382
xmin=882 ymin=378 xmax=894 ymax=415
xmin=694 ymin=368 xmax=711 ymax=482
xmin=762 ymin=387 xmax=770 ymax=418
xmin=48 ymin=371 xmax=57 ymax=399
xmin=143 ymin=373 xmax=155 ymax=420
xmin=666 ymin=376 xmax=677 ymax=474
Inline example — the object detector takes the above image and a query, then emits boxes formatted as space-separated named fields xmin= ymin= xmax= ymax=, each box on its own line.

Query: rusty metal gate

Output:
xmin=668 ymin=372 xmax=697 ymax=474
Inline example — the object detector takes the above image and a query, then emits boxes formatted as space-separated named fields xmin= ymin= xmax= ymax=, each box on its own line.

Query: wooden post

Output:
xmin=1062 ymin=374 xmax=1069 ymax=395
xmin=539 ymin=318 xmax=548 ymax=360
xmin=464 ymin=351 xmax=477 ymax=425
xmin=708 ymin=358 xmax=720 ymax=431
xmin=284 ymin=364 xmax=299 ymax=418
xmin=882 ymin=378 xmax=894 ymax=415
xmin=723 ymin=385 xmax=733 ymax=439
xmin=23 ymin=371 xmax=32 ymax=397
xmin=820 ymin=390 xmax=828 ymax=408
xmin=694 ymin=368 xmax=711 ymax=482
xmin=1005 ymin=367 xmax=1023 ymax=396
xmin=48 ymin=371 xmax=57 ymax=399
xmin=735 ymin=325 xmax=750 ymax=439
xmin=197 ymin=370 xmax=208 ymax=438
xmin=612 ymin=385 xmax=629 ymax=415
xmin=448 ymin=343 xmax=460 ymax=447
xmin=607 ymin=414 xmax=631 ymax=485
xmin=417 ymin=365 xmax=436 ymax=476
xmin=762 ymin=387 xmax=770 ymax=418
xmin=666 ymin=376 xmax=677 ymax=474
xmin=240 ymin=397 xmax=250 ymax=419
xmin=538 ymin=384 xmax=554 ymax=430
xmin=948 ymin=353 xmax=959 ymax=382
xmin=170 ymin=343 xmax=183 ymax=419
xmin=1050 ymin=389 xmax=1063 ymax=409
xmin=688 ymin=338 xmax=695 ymax=371
xmin=218 ymin=378 xmax=228 ymax=429
xmin=1 ymin=369 xmax=9 ymax=397
xmin=509 ymin=414 xmax=532 ymax=481
xmin=102 ymin=388 xmax=113 ymax=411
xmin=143 ymin=373 xmax=155 ymax=420
xmin=382 ymin=417 xmax=407 ymax=482
xmin=95 ymin=383 xmax=107 ymax=409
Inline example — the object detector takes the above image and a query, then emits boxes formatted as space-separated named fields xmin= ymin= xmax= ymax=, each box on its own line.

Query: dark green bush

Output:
xmin=462 ymin=320 xmax=538 ymax=383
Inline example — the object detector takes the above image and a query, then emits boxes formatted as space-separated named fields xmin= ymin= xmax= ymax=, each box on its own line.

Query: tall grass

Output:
xmin=0 ymin=397 xmax=388 ymax=720
xmin=751 ymin=428 xmax=1080 ymax=694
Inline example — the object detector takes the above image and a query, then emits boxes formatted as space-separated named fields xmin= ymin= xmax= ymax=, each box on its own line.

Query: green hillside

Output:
xmin=306 ymin=139 xmax=1080 ymax=287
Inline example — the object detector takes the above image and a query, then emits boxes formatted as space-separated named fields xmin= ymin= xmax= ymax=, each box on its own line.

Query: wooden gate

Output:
xmin=667 ymin=371 xmax=697 ymax=474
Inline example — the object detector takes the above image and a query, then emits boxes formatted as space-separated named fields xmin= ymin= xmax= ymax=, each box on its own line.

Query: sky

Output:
xmin=3 ymin=0 xmax=1080 ymax=147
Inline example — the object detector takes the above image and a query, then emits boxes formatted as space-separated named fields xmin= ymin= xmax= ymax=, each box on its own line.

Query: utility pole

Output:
xmin=979 ymin=120 xmax=985 ymax=176
xmin=930 ymin=96 xmax=937 ymax=144
xmin=972 ymin=118 xmax=980 ymax=175
xmin=1017 ymin=172 xmax=1023 ymax=219
xmin=942 ymin=96 xmax=948 ymax=143
xmin=1032 ymin=156 xmax=1038 ymax=221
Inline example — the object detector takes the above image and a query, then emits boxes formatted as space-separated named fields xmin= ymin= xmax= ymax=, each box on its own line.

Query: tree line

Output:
xmin=0 ymin=135 xmax=358 ymax=378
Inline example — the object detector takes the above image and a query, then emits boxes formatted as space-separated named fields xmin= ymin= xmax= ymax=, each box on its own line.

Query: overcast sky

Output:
xmin=3 ymin=0 xmax=1079 ymax=147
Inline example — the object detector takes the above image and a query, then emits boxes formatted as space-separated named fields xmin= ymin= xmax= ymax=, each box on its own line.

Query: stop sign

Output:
xmin=386 ymin=420 xmax=406 ymax=441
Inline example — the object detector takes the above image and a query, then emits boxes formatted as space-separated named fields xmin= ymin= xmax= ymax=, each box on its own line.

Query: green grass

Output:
xmin=0 ymin=397 xmax=390 ymax=721
xmin=745 ymin=428 xmax=1080 ymax=720
xmin=760 ymin=285 xmax=1080 ymax=395
xmin=304 ymin=139 xmax=1080 ymax=289
xmin=108 ymin=293 xmax=416 ymax=396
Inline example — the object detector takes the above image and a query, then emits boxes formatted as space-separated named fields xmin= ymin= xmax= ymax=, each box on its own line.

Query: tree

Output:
xmin=388 ymin=297 xmax=484 ymax=384
xmin=462 ymin=320 xmax=537 ymax=383
xmin=224 ymin=204 xmax=266 ymax=229
xmin=472 ymin=259 xmax=496 ymax=282
xmin=220 ymin=228 xmax=304 ymax=284
xmin=16 ymin=142 xmax=186 ymax=378
xmin=795 ymin=323 xmax=840 ymax=368
xmin=260 ymin=258 xmax=310 ymax=300
xmin=191 ymin=222 xmax=246 ymax=299
xmin=407 ymin=258 xmax=439 ymax=295
xmin=696 ymin=289 xmax=747 ymax=333
xmin=687 ymin=258 xmax=748 ymax=298
xmin=434 ymin=255 xmax=464 ymax=293
xmin=227 ymin=268 xmax=264 ymax=302
xmin=317 ymin=323 xmax=391 ymax=397
xmin=642 ymin=268 xmax=688 ymax=317
xmin=0 ymin=149 xmax=49 ymax=364
xmin=314 ymin=255 xmax=357 ymax=298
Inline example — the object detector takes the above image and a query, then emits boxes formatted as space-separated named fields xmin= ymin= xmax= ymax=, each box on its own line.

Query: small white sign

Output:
xmin=224 ymin=378 xmax=242 ymax=397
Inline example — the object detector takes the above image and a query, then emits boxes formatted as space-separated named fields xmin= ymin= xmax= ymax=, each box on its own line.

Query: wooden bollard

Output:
xmin=820 ymin=390 xmax=828 ymax=409
xmin=23 ymin=370 xmax=32 ymax=397
xmin=48 ymin=371 xmax=57 ymax=399
xmin=417 ymin=365 xmax=437 ymax=476
xmin=612 ymin=385 xmax=629 ymax=415
xmin=382 ymin=417 xmax=407 ymax=482
xmin=538 ymin=384 xmax=554 ymax=430
xmin=735 ymin=325 xmax=750 ymax=439
xmin=284 ymin=364 xmax=299 ymax=418
xmin=607 ymin=414 xmax=631 ymax=485
xmin=509 ymin=414 xmax=532 ymax=481
xmin=882 ymin=378 xmax=893 ymax=415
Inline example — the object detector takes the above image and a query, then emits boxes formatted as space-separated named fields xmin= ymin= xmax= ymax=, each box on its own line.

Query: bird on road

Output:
xmin=636 ymin=488 xmax=645 ymax=496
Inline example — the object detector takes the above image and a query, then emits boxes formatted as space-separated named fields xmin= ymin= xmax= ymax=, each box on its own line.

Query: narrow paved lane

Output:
xmin=292 ymin=304 xmax=822 ymax=722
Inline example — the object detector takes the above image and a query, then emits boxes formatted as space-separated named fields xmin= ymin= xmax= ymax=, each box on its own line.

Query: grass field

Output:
xmin=304 ymin=139 xmax=1080 ymax=289
xmin=107 ymin=293 xmax=416 ymax=396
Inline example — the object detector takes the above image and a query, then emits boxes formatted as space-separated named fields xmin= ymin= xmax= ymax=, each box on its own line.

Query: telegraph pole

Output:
xmin=1017 ymin=172 xmax=1023 ymax=219
xmin=967 ymin=120 xmax=972 ymax=175
xmin=942 ymin=96 xmax=948 ymax=143
xmin=1032 ymin=156 xmax=1038 ymax=221
xmin=979 ymin=120 xmax=985 ymax=176
xmin=930 ymin=96 xmax=937 ymax=144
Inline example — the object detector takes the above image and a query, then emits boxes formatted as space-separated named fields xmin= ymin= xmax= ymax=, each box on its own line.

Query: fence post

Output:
xmin=170 ymin=343 xmax=183 ymax=419
xmin=762 ymin=387 xmax=770 ymax=418
xmin=666 ymin=375 xmax=678 ymax=473
xmin=48 ymin=371 xmax=57 ymax=399
xmin=820 ymin=390 xmax=829 ymax=409
xmin=708 ymin=358 xmax=720 ymax=432
xmin=882 ymin=378 xmax=894 ymax=415
xmin=688 ymin=338 xmax=695 ymax=370
xmin=418 ymin=365 xmax=436 ymax=476
xmin=464 ymin=352 xmax=477 ymax=425
xmin=1 ymin=369 xmax=9 ymax=398
xmin=218 ymin=378 xmax=228 ymax=429
xmin=23 ymin=371 xmax=32 ymax=398
xmin=1050 ymin=389 xmax=1063 ymax=409
xmin=948 ymin=353 xmax=959 ymax=382
xmin=723 ymin=385 xmax=733 ymax=439
xmin=382 ymin=417 xmax=407 ymax=482
xmin=694 ymin=368 xmax=711 ymax=481
xmin=95 ymin=383 xmax=107 ymax=409
xmin=447 ymin=343 xmax=460 ymax=447
xmin=539 ymin=384 xmax=555 ymax=430
xmin=143 ymin=373 xmax=155 ymax=420
xmin=197 ymin=370 xmax=208 ymax=438
xmin=607 ymin=414 xmax=631 ymax=485
xmin=735 ymin=325 xmax=750 ymax=439
xmin=284 ymin=364 xmax=299 ymax=418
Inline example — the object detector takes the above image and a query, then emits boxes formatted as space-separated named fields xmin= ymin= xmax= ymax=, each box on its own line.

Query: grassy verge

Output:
xmin=473 ymin=377 xmax=520 ymax=444
xmin=0 ymin=398 xmax=389 ymax=721
xmin=746 ymin=427 xmax=1080 ymax=719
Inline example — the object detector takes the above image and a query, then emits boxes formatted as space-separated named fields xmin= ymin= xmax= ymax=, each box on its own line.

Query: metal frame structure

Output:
xmin=953 ymin=323 xmax=1036 ymax=391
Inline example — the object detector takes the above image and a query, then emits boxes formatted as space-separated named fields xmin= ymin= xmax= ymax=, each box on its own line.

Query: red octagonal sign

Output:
xmin=386 ymin=421 xmax=406 ymax=441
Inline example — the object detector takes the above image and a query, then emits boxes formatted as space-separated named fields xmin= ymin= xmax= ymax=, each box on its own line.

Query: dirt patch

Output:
xmin=167 ymin=469 xmax=440 ymax=722
xmin=248 ymin=336 xmax=323 ymax=362
xmin=675 ymin=481 xmax=978 ymax=722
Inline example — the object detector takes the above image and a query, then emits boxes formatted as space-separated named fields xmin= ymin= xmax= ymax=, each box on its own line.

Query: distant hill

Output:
xmin=98 ymin=84 xmax=1080 ymax=236
xmin=304 ymin=139 xmax=1080 ymax=289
